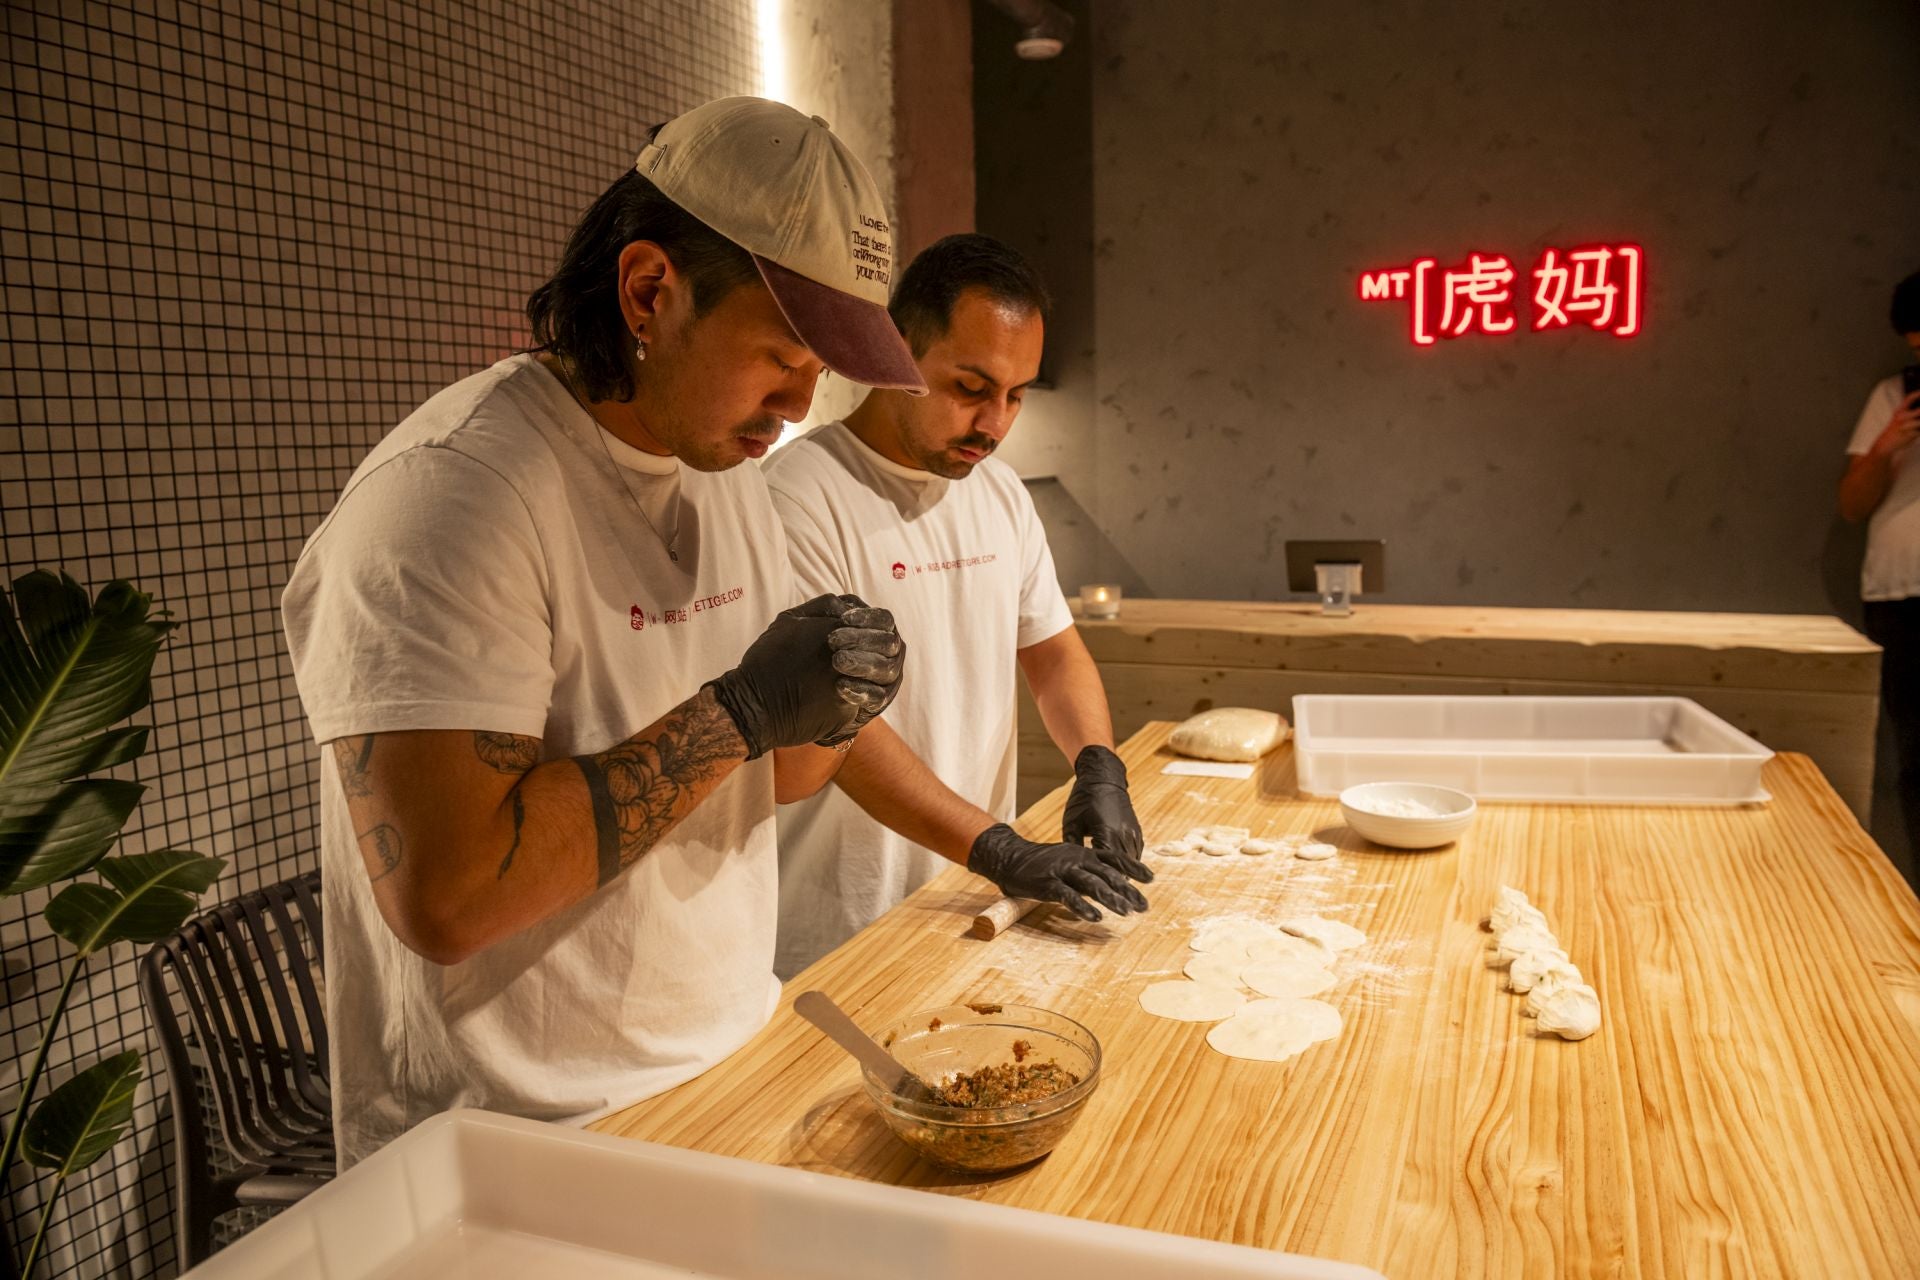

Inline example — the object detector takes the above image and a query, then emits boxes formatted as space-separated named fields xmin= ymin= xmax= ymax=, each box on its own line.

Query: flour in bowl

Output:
xmin=1362 ymin=796 xmax=1449 ymax=818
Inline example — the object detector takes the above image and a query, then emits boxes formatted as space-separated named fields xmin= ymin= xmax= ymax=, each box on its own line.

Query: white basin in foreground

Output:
xmin=184 ymin=1109 xmax=1384 ymax=1279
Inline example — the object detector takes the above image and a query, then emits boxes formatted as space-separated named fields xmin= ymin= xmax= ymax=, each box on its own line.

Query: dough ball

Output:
xmin=1279 ymin=915 xmax=1367 ymax=952
xmin=1139 ymin=980 xmax=1247 ymax=1022
xmin=1509 ymin=952 xmax=1581 ymax=995
xmin=1240 ymin=997 xmax=1344 ymax=1043
xmin=1149 ymin=839 xmax=1195 ymax=858
xmin=1489 ymin=886 xmax=1549 ymax=934
xmin=1202 ymin=825 xmax=1252 ymax=844
xmin=1523 ymin=967 xmax=1586 ymax=1017
xmin=1491 ymin=902 xmax=1550 ymax=935
xmin=1183 ymin=952 xmax=1247 ymax=990
xmin=1492 ymin=884 xmax=1532 ymax=911
xmin=1293 ymin=841 xmax=1338 ymax=862
xmin=1534 ymin=983 xmax=1601 ymax=1040
xmin=1493 ymin=925 xmax=1566 ymax=967
xmin=1198 ymin=839 xmax=1241 ymax=858
xmin=1169 ymin=708 xmax=1290 ymax=762
xmin=1242 ymin=956 xmax=1338 ymax=999
xmin=1239 ymin=838 xmax=1286 ymax=856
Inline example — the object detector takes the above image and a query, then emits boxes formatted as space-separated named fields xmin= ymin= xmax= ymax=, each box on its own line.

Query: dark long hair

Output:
xmin=526 ymin=164 xmax=759 ymax=403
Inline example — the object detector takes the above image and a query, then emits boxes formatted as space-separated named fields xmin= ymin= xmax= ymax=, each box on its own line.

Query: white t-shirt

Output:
xmin=282 ymin=354 xmax=795 ymax=1167
xmin=1846 ymin=374 xmax=1920 ymax=601
xmin=762 ymin=421 xmax=1073 ymax=977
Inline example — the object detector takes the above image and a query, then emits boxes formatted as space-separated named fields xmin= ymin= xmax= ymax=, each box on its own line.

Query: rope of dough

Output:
xmin=969 ymin=896 xmax=1045 ymax=939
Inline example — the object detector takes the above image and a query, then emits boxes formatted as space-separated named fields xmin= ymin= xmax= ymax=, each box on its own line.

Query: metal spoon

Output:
xmin=793 ymin=990 xmax=937 ymax=1103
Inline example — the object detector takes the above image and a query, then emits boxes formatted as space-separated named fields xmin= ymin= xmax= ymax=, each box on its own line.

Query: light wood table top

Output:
xmin=1069 ymin=599 xmax=1879 ymax=693
xmin=592 ymin=723 xmax=1920 ymax=1278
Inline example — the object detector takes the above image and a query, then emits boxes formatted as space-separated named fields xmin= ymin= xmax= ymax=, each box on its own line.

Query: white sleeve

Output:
xmin=281 ymin=446 xmax=554 ymax=744
xmin=1846 ymin=380 xmax=1900 ymax=456
xmin=1011 ymin=480 xmax=1074 ymax=649
xmin=768 ymin=480 xmax=852 ymax=603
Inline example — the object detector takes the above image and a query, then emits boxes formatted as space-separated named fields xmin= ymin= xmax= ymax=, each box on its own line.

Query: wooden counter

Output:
xmin=592 ymin=722 xmax=1920 ymax=1279
xmin=1018 ymin=600 xmax=1882 ymax=820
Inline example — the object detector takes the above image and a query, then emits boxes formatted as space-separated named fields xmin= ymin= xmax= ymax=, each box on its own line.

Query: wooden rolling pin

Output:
xmin=970 ymin=895 xmax=1045 ymax=939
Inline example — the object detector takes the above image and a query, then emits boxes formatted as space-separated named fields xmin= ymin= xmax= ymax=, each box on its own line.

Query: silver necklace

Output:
xmin=594 ymin=419 xmax=684 ymax=562
xmin=555 ymin=357 xmax=685 ymax=563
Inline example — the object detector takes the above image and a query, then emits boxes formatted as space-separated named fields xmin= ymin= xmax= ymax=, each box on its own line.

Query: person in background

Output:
xmin=764 ymin=234 xmax=1150 ymax=978
xmin=1838 ymin=268 xmax=1920 ymax=856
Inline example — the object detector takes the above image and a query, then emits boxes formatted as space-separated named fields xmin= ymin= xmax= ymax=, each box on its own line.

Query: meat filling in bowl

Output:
xmin=929 ymin=1058 xmax=1079 ymax=1108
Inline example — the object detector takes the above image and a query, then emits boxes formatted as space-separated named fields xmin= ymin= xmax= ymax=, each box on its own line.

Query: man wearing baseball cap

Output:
xmin=282 ymin=98 xmax=1078 ymax=1166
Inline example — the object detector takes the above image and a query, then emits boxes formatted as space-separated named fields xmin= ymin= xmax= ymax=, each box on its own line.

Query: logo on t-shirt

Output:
xmin=626 ymin=588 xmax=750 ymax=632
xmin=890 ymin=561 xmax=906 ymax=580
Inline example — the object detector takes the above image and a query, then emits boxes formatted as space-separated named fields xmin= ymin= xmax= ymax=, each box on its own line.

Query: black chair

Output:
xmin=139 ymin=870 xmax=335 ymax=1266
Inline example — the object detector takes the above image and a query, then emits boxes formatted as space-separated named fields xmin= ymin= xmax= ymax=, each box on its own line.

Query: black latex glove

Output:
xmin=968 ymin=823 xmax=1151 ymax=923
xmin=707 ymin=595 xmax=905 ymax=758
xmin=1061 ymin=745 xmax=1151 ymax=882
xmin=817 ymin=598 xmax=905 ymax=748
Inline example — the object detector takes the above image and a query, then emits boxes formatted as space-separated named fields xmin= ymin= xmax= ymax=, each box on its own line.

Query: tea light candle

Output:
xmin=1081 ymin=584 xmax=1121 ymax=619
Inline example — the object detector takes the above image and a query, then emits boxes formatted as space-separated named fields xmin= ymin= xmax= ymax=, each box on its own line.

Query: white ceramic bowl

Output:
xmin=1338 ymin=782 xmax=1477 ymax=849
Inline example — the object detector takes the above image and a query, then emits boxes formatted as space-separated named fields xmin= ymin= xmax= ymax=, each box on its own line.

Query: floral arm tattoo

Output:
xmin=336 ymin=734 xmax=375 ymax=798
xmin=329 ymin=708 xmax=738 ymax=897
xmin=470 ymin=733 xmax=540 ymax=879
xmin=333 ymin=736 xmax=401 ymax=880
xmin=474 ymin=730 xmax=541 ymax=774
xmin=573 ymin=690 xmax=745 ymax=887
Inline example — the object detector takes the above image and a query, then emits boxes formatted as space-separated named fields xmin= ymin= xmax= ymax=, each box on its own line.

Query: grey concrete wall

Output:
xmin=985 ymin=0 xmax=1920 ymax=617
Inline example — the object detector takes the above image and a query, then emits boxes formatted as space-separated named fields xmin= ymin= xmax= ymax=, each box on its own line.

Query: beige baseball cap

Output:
xmin=637 ymin=97 xmax=926 ymax=395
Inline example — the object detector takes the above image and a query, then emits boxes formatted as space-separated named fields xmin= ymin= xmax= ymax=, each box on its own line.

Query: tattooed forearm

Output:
xmin=498 ymin=790 xmax=525 ymax=878
xmin=359 ymin=823 xmax=403 ymax=881
xmin=474 ymin=731 xmax=540 ymax=774
xmin=335 ymin=735 xmax=376 ymax=799
xmin=574 ymin=690 xmax=745 ymax=887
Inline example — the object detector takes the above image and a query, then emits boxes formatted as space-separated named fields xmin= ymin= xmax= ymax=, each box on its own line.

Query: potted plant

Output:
xmin=0 ymin=571 xmax=225 ymax=1277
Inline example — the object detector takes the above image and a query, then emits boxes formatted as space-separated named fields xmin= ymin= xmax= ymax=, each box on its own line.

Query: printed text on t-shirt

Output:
xmin=904 ymin=553 xmax=997 ymax=575
xmin=631 ymin=585 xmax=747 ymax=628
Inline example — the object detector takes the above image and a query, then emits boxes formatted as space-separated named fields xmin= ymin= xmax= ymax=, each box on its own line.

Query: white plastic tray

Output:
xmin=1293 ymin=695 xmax=1773 ymax=804
xmin=184 ymin=1110 xmax=1383 ymax=1280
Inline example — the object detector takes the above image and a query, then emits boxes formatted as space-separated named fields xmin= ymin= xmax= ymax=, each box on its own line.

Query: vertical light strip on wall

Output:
xmin=757 ymin=0 xmax=789 ymax=104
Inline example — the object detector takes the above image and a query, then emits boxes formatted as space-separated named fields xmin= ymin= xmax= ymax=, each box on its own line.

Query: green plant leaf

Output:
xmin=0 ymin=777 xmax=147 ymax=893
xmin=22 ymin=1051 xmax=141 ymax=1176
xmin=44 ymin=851 xmax=227 ymax=954
xmin=0 ymin=571 xmax=172 ymax=895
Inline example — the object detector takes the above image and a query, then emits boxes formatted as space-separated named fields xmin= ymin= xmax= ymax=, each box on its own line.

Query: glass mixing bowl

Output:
xmin=859 ymin=1002 xmax=1101 ymax=1173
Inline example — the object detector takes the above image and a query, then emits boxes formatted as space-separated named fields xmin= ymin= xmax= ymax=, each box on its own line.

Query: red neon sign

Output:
xmin=1359 ymin=243 xmax=1643 ymax=343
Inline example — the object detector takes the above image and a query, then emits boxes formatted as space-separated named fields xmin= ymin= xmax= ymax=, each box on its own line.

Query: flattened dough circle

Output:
xmin=1183 ymin=952 xmax=1247 ymax=990
xmin=1279 ymin=915 xmax=1367 ymax=952
xmin=1242 ymin=956 xmax=1338 ymax=999
xmin=1139 ymin=980 xmax=1247 ymax=1022
xmin=1190 ymin=919 xmax=1283 ymax=955
xmin=1243 ymin=933 xmax=1335 ymax=967
xmin=1240 ymin=996 xmax=1344 ymax=1042
xmin=1206 ymin=1013 xmax=1314 ymax=1063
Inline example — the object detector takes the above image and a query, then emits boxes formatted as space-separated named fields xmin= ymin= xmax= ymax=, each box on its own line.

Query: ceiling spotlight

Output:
xmin=984 ymin=0 xmax=1074 ymax=60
